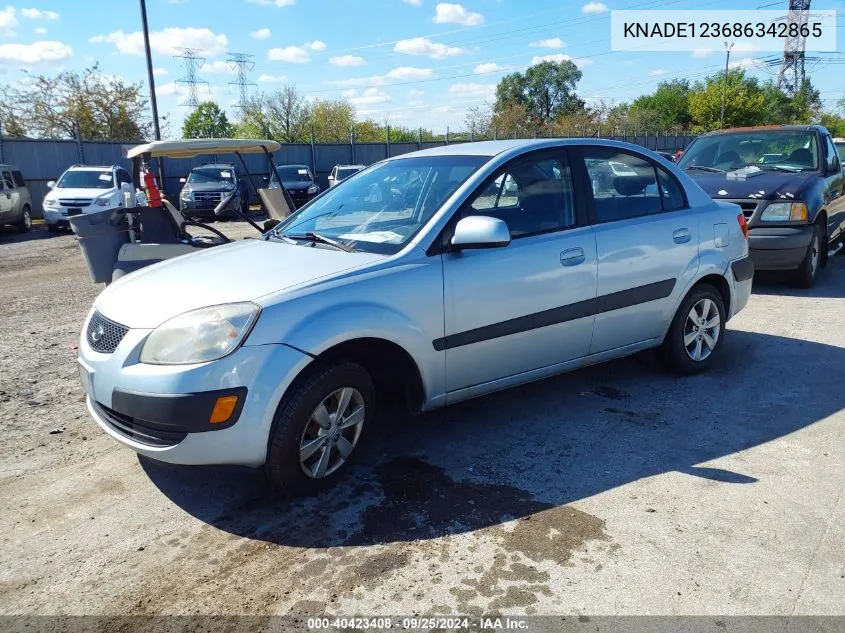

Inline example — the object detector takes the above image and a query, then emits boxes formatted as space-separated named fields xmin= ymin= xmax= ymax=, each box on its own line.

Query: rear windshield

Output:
xmin=337 ymin=167 xmax=361 ymax=180
xmin=56 ymin=170 xmax=114 ymax=189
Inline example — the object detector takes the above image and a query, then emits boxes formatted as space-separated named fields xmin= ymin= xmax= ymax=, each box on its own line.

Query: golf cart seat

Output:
xmin=258 ymin=187 xmax=293 ymax=221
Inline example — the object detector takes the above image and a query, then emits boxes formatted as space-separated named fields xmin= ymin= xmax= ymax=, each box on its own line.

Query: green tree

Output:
xmin=235 ymin=86 xmax=311 ymax=143
xmin=310 ymin=99 xmax=355 ymax=142
xmin=688 ymin=69 xmax=766 ymax=132
xmin=182 ymin=101 xmax=233 ymax=139
xmin=494 ymin=60 xmax=584 ymax=129
xmin=628 ymin=79 xmax=691 ymax=130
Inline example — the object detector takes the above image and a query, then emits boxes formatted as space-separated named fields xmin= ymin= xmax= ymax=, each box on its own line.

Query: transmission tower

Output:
xmin=776 ymin=0 xmax=811 ymax=97
xmin=227 ymin=52 xmax=257 ymax=109
xmin=174 ymin=47 xmax=209 ymax=108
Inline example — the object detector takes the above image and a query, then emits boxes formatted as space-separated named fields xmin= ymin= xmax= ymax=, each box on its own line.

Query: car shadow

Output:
xmin=140 ymin=330 xmax=845 ymax=548
xmin=0 ymin=225 xmax=65 ymax=243
xmin=751 ymin=253 xmax=845 ymax=299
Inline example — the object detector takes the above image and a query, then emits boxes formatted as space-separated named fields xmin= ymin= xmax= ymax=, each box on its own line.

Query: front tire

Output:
xmin=660 ymin=284 xmax=726 ymax=375
xmin=16 ymin=206 xmax=31 ymax=233
xmin=793 ymin=223 xmax=822 ymax=289
xmin=266 ymin=362 xmax=375 ymax=496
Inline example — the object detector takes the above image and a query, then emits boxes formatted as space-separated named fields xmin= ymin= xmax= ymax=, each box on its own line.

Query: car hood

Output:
xmin=48 ymin=187 xmax=112 ymax=200
xmin=684 ymin=169 xmax=814 ymax=200
xmin=94 ymin=239 xmax=384 ymax=328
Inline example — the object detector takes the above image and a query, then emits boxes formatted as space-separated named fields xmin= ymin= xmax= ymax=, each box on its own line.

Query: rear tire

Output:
xmin=16 ymin=206 xmax=31 ymax=233
xmin=265 ymin=362 xmax=375 ymax=496
xmin=793 ymin=223 xmax=822 ymax=289
xmin=660 ymin=284 xmax=726 ymax=375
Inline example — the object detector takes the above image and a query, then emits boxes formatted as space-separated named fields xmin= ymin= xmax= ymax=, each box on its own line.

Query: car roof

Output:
xmin=699 ymin=125 xmax=826 ymax=137
xmin=66 ymin=165 xmax=118 ymax=170
xmin=336 ymin=164 xmax=365 ymax=168
xmin=279 ymin=164 xmax=310 ymax=168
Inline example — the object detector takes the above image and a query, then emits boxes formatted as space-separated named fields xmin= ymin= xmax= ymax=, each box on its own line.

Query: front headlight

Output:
xmin=180 ymin=188 xmax=192 ymax=201
xmin=760 ymin=202 xmax=808 ymax=222
xmin=307 ymin=185 xmax=319 ymax=195
xmin=95 ymin=195 xmax=114 ymax=207
xmin=140 ymin=302 xmax=261 ymax=365
xmin=43 ymin=197 xmax=58 ymax=208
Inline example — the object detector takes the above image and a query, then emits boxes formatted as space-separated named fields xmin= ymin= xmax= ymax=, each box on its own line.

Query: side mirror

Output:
xmin=179 ymin=177 xmax=186 ymax=184
xmin=451 ymin=216 xmax=511 ymax=250
xmin=47 ymin=180 xmax=55 ymax=189
xmin=213 ymin=192 xmax=235 ymax=216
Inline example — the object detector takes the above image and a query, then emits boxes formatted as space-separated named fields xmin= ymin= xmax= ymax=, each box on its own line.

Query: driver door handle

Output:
xmin=673 ymin=228 xmax=691 ymax=244
xmin=560 ymin=247 xmax=585 ymax=266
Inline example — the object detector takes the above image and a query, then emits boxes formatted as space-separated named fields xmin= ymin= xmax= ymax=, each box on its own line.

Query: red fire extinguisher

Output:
xmin=143 ymin=168 xmax=162 ymax=208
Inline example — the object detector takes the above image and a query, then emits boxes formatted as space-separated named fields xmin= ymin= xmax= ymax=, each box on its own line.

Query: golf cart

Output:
xmin=70 ymin=139 xmax=297 ymax=285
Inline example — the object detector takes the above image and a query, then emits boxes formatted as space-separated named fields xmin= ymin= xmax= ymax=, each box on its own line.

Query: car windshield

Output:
xmin=271 ymin=167 xmax=313 ymax=184
xmin=336 ymin=167 xmax=360 ymax=180
xmin=56 ymin=170 xmax=114 ymax=189
xmin=187 ymin=167 xmax=236 ymax=187
xmin=271 ymin=155 xmax=487 ymax=255
xmin=677 ymin=131 xmax=819 ymax=172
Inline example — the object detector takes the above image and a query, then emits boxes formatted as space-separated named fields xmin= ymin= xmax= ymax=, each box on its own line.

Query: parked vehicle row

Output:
xmin=76 ymin=138 xmax=753 ymax=496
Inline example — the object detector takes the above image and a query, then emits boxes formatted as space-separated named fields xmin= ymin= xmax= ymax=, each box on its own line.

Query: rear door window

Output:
xmin=1 ymin=171 xmax=14 ymax=190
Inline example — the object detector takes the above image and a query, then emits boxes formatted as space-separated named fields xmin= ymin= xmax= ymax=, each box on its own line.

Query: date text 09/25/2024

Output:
xmin=306 ymin=616 xmax=529 ymax=630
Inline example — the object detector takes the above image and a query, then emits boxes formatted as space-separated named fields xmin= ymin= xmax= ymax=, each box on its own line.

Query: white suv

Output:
xmin=43 ymin=165 xmax=140 ymax=232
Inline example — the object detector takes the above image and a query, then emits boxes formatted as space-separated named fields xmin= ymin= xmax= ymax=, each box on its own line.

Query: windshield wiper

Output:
xmin=684 ymin=165 xmax=724 ymax=173
xmin=283 ymin=231 xmax=357 ymax=253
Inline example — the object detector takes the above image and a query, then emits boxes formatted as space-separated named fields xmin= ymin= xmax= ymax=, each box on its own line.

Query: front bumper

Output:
xmin=180 ymin=197 xmax=241 ymax=219
xmin=747 ymin=226 xmax=814 ymax=271
xmin=78 ymin=316 xmax=312 ymax=467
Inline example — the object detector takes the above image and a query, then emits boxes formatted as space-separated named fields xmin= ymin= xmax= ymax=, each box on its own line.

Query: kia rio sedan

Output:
xmin=78 ymin=139 xmax=753 ymax=495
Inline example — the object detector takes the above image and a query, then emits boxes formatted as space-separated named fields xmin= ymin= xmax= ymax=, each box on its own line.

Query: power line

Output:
xmin=174 ymin=47 xmax=209 ymax=109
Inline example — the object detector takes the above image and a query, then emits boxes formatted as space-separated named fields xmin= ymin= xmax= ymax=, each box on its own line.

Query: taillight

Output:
xmin=737 ymin=213 xmax=749 ymax=239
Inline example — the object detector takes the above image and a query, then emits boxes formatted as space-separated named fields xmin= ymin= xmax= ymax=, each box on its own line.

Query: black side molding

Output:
xmin=110 ymin=387 xmax=248 ymax=433
xmin=433 ymin=278 xmax=676 ymax=351
xmin=731 ymin=257 xmax=754 ymax=283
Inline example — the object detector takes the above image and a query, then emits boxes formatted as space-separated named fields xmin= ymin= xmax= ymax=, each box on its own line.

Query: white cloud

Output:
xmin=409 ymin=89 xmax=424 ymax=98
xmin=649 ymin=68 xmax=666 ymax=76
xmin=692 ymin=49 xmax=714 ymax=58
xmin=34 ymin=26 xmax=46 ymax=35
xmin=433 ymin=3 xmax=484 ymax=26
xmin=308 ymin=40 xmax=327 ymax=52
xmin=448 ymin=82 xmax=495 ymax=99
xmin=258 ymin=73 xmax=287 ymax=82
xmin=530 ymin=37 xmax=565 ymax=49
xmin=268 ymin=45 xmax=309 ymax=63
xmin=201 ymin=60 xmax=235 ymax=74
xmin=0 ymin=7 xmax=18 ymax=35
xmin=153 ymin=67 xmax=168 ymax=77
xmin=330 ymin=54 xmax=365 ymax=67
xmin=394 ymin=37 xmax=468 ymax=59
xmin=245 ymin=0 xmax=295 ymax=5
xmin=730 ymin=57 xmax=764 ymax=70
xmin=346 ymin=87 xmax=392 ymax=106
xmin=581 ymin=1 xmax=608 ymax=13
xmin=90 ymin=27 xmax=228 ymax=57
xmin=21 ymin=8 xmax=59 ymax=20
xmin=474 ymin=62 xmax=505 ymax=74
xmin=250 ymin=28 xmax=272 ymax=40
xmin=402 ymin=0 xmax=422 ymax=4
xmin=0 ymin=40 xmax=72 ymax=63
xmin=156 ymin=82 xmax=178 ymax=96
xmin=327 ymin=66 xmax=434 ymax=88
xmin=531 ymin=54 xmax=593 ymax=67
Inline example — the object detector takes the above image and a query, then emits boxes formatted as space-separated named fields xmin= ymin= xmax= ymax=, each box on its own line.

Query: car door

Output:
xmin=440 ymin=148 xmax=598 ymax=395
xmin=821 ymin=133 xmax=845 ymax=240
xmin=579 ymin=146 xmax=700 ymax=354
xmin=0 ymin=170 xmax=14 ymax=221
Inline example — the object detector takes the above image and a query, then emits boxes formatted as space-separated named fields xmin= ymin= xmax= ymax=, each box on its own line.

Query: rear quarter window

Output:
xmin=11 ymin=170 xmax=25 ymax=187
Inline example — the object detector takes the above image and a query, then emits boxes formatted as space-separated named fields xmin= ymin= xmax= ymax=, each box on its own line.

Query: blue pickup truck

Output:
xmin=678 ymin=125 xmax=845 ymax=288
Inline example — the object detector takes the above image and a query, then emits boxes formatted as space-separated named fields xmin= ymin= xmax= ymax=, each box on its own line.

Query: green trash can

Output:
xmin=68 ymin=209 xmax=129 ymax=284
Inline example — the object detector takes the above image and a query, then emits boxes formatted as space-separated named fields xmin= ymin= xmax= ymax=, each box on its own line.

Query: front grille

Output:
xmin=193 ymin=192 xmax=223 ymax=204
xmin=722 ymin=199 xmax=761 ymax=221
xmin=94 ymin=402 xmax=188 ymax=447
xmin=86 ymin=311 xmax=128 ymax=354
xmin=58 ymin=199 xmax=92 ymax=207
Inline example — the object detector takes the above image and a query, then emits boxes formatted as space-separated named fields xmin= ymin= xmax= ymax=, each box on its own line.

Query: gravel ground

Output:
xmin=0 ymin=223 xmax=843 ymax=618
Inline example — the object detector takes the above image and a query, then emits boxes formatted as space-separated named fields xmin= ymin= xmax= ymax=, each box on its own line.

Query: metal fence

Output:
xmin=0 ymin=132 xmax=698 ymax=218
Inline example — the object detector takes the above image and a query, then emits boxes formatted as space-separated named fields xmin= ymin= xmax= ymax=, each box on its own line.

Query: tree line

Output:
xmin=465 ymin=60 xmax=845 ymax=138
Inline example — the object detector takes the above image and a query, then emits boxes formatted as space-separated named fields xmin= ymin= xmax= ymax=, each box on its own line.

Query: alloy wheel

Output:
xmin=683 ymin=298 xmax=720 ymax=362
xmin=299 ymin=387 xmax=365 ymax=479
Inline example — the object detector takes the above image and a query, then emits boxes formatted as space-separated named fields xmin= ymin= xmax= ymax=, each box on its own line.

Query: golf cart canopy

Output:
xmin=126 ymin=139 xmax=282 ymax=159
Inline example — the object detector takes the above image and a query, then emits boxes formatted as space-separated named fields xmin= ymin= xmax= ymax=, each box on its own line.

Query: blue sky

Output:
xmin=0 ymin=0 xmax=843 ymax=137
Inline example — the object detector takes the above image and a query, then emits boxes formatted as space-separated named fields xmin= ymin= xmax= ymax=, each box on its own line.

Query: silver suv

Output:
xmin=0 ymin=164 xmax=32 ymax=233
xmin=77 ymin=139 xmax=753 ymax=495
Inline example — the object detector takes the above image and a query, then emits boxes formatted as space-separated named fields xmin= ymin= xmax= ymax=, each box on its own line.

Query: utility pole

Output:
xmin=139 ymin=0 xmax=160 ymax=140
xmin=720 ymin=42 xmax=734 ymax=130
xmin=174 ymin=48 xmax=208 ymax=109
xmin=227 ymin=52 xmax=257 ymax=110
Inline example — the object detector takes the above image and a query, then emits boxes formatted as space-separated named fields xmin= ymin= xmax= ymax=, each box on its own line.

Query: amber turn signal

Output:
xmin=209 ymin=395 xmax=239 ymax=424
